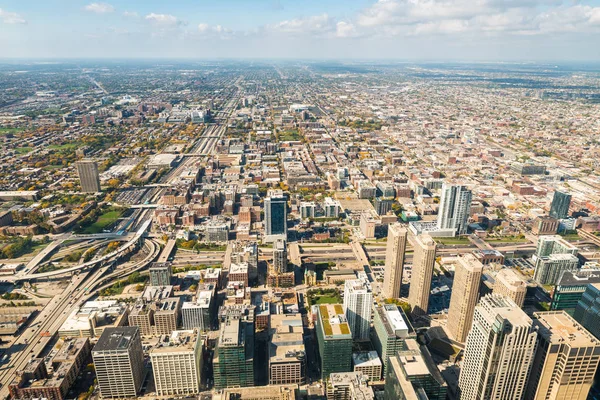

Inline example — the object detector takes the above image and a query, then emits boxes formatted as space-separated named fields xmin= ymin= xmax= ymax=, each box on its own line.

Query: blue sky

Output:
xmin=1 ymin=0 xmax=600 ymax=60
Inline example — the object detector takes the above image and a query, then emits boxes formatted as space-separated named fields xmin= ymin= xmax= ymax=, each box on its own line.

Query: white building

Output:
xmin=150 ymin=330 xmax=203 ymax=396
xmin=437 ymin=183 xmax=472 ymax=236
xmin=458 ymin=295 xmax=537 ymax=400
xmin=343 ymin=272 xmax=373 ymax=341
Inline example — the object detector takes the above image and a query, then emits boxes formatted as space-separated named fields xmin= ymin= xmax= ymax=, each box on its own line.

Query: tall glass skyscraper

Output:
xmin=437 ymin=183 xmax=472 ymax=235
xmin=549 ymin=190 xmax=572 ymax=219
xmin=264 ymin=190 xmax=287 ymax=242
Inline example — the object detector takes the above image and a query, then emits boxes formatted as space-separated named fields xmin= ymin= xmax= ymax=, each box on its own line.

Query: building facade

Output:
xmin=437 ymin=183 xmax=472 ymax=236
xmin=92 ymin=327 xmax=145 ymax=399
xmin=316 ymin=304 xmax=353 ymax=379
xmin=343 ymin=274 xmax=373 ymax=341
xmin=526 ymin=311 xmax=600 ymax=400
xmin=383 ymin=223 xmax=408 ymax=299
xmin=408 ymin=234 xmax=437 ymax=316
xmin=458 ymin=295 xmax=537 ymax=400
xmin=447 ymin=254 xmax=483 ymax=342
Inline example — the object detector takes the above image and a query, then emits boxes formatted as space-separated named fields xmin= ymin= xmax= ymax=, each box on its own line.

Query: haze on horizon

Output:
xmin=1 ymin=0 xmax=600 ymax=61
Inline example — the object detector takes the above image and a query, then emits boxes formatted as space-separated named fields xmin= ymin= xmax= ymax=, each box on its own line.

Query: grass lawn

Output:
xmin=313 ymin=295 xmax=342 ymax=304
xmin=278 ymin=130 xmax=302 ymax=141
xmin=15 ymin=147 xmax=33 ymax=154
xmin=82 ymin=210 xmax=123 ymax=234
xmin=436 ymin=237 xmax=471 ymax=245
xmin=0 ymin=127 xmax=24 ymax=135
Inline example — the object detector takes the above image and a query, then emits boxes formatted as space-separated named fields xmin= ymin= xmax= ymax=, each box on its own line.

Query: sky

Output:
xmin=1 ymin=0 xmax=600 ymax=61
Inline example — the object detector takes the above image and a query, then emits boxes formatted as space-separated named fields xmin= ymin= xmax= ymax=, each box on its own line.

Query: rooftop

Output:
xmin=93 ymin=327 xmax=139 ymax=352
xmin=352 ymin=351 xmax=382 ymax=368
xmin=318 ymin=304 xmax=352 ymax=338
xmin=534 ymin=311 xmax=600 ymax=346
xmin=151 ymin=330 xmax=199 ymax=353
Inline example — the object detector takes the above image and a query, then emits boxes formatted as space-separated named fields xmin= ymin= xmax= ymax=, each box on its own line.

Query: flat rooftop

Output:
xmin=557 ymin=270 xmax=600 ymax=287
xmin=378 ymin=304 xmax=412 ymax=337
xmin=353 ymin=351 xmax=382 ymax=368
xmin=319 ymin=304 xmax=351 ymax=338
xmin=534 ymin=311 xmax=600 ymax=346
xmin=93 ymin=327 xmax=138 ymax=352
xmin=151 ymin=330 xmax=198 ymax=353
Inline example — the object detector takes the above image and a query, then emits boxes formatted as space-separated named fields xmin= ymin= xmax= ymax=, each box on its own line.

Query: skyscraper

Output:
xmin=149 ymin=262 xmax=172 ymax=286
xmin=458 ymin=295 xmax=537 ymax=400
xmin=574 ymin=283 xmax=600 ymax=338
xmin=493 ymin=268 xmax=528 ymax=308
xmin=150 ymin=330 xmax=202 ymax=396
xmin=76 ymin=159 xmax=101 ymax=193
xmin=384 ymin=339 xmax=448 ymax=400
xmin=372 ymin=304 xmax=415 ymax=376
xmin=549 ymin=190 xmax=572 ymax=220
xmin=446 ymin=254 xmax=483 ymax=342
xmin=343 ymin=273 xmax=373 ymax=341
xmin=526 ymin=311 xmax=600 ymax=400
xmin=383 ymin=224 xmax=408 ymax=299
xmin=92 ymin=327 xmax=145 ymax=399
xmin=408 ymin=234 xmax=437 ymax=316
xmin=437 ymin=183 xmax=472 ymax=236
xmin=533 ymin=236 xmax=579 ymax=285
xmin=316 ymin=304 xmax=353 ymax=379
xmin=213 ymin=316 xmax=255 ymax=389
xmin=273 ymin=239 xmax=288 ymax=274
xmin=264 ymin=190 xmax=287 ymax=242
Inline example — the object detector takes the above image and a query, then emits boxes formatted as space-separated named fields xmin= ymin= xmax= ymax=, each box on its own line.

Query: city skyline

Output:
xmin=1 ymin=0 xmax=600 ymax=60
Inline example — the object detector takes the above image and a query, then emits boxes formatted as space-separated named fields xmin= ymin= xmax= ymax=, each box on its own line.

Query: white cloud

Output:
xmin=0 ymin=8 xmax=26 ymax=24
xmin=145 ymin=13 xmax=184 ymax=27
xmin=84 ymin=2 xmax=115 ymax=14
xmin=122 ymin=11 xmax=138 ymax=18
xmin=336 ymin=21 xmax=360 ymax=38
xmin=355 ymin=0 xmax=600 ymax=37
xmin=269 ymin=13 xmax=335 ymax=35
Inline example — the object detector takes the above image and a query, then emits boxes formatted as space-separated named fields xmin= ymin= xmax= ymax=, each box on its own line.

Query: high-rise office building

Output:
xmin=149 ymin=262 xmax=172 ymax=286
xmin=76 ymin=159 xmax=101 ymax=193
xmin=458 ymin=295 xmax=537 ymax=400
xmin=181 ymin=283 xmax=215 ymax=331
xmin=316 ymin=304 xmax=353 ymax=379
xmin=213 ymin=316 xmax=255 ymax=389
xmin=150 ymin=330 xmax=203 ymax=396
xmin=372 ymin=304 xmax=415 ymax=376
xmin=447 ymin=254 xmax=483 ymax=342
xmin=92 ymin=327 xmax=145 ymax=399
xmin=526 ymin=311 xmax=600 ymax=400
xmin=408 ymin=234 xmax=437 ymax=316
xmin=552 ymin=270 xmax=600 ymax=315
xmin=574 ymin=283 xmax=600 ymax=339
xmin=535 ymin=235 xmax=579 ymax=258
xmin=383 ymin=224 xmax=408 ymax=299
xmin=273 ymin=239 xmax=288 ymax=274
xmin=343 ymin=273 xmax=373 ymax=341
xmin=383 ymin=339 xmax=448 ymax=400
xmin=493 ymin=268 xmax=528 ymax=308
xmin=264 ymin=190 xmax=287 ymax=242
xmin=533 ymin=236 xmax=579 ymax=285
xmin=535 ymin=254 xmax=580 ymax=285
xmin=269 ymin=313 xmax=306 ymax=386
xmin=437 ymin=183 xmax=472 ymax=236
xmin=549 ymin=190 xmax=572 ymax=220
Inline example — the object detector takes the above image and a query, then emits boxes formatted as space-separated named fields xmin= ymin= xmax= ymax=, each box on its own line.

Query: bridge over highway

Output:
xmin=6 ymin=220 xmax=151 ymax=283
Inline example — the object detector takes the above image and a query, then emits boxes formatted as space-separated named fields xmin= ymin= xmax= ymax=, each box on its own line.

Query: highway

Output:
xmin=0 ymin=238 xmax=160 ymax=399
xmin=7 ymin=220 xmax=151 ymax=283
